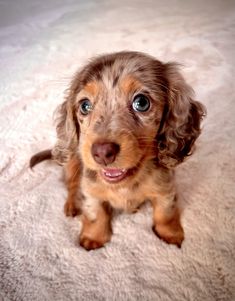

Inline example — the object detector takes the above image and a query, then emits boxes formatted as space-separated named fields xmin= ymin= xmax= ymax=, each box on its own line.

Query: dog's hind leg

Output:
xmin=64 ymin=155 xmax=83 ymax=217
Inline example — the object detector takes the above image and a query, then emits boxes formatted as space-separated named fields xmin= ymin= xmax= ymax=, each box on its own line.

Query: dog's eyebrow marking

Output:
xmin=83 ymin=81 xmax=100 ymax=97
xmin=84 ymin=168 xmax=97 ymax=182
xmin=120 ymin=76 xmax=142 ymax=95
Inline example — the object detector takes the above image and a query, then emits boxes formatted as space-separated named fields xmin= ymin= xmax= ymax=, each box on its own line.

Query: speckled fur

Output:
xmin=33 ymin=51 xmax=206 ymax=250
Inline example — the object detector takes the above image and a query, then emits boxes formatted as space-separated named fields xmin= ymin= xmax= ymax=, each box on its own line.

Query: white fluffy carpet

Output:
xmin=0 ymin=0 xmax=235 ymax=300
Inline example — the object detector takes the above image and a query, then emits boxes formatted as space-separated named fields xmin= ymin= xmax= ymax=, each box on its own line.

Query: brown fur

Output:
xmin=64 ymin=155 xmax=83 ymax=217
xmin=30 ymin=51 xmax=206 ymax=250
xmin=80 ymin=201 xmax=112 ymax=250
xmin=30 ymin=149 xmax=52 ymax=168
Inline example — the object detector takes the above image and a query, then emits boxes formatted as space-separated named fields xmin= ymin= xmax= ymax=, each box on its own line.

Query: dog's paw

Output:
xmin=152 ymin=222 xmax=184 ymax=248
xmin=79 ymin=236 xmax=106 ymax=251
xmin=64 ymin=201 xmax=81 ymax=217
xmin=79 ymin=229 xmax=112 ymax=251
xmin=79 ymin=220 xmax=112 ymax=251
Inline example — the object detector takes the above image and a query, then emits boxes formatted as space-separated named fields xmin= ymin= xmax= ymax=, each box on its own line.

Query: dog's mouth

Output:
xmin=101 ymin=168 xmax=130 ymax=183
xmin=99 ymin=156 xmax=145 ymax=184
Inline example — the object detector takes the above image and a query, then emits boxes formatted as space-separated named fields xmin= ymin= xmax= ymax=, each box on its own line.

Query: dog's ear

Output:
xmin=156 ymin=63 xmax=206 ymax=168
xmin=52 ymin=96 xmax=79 ymax=165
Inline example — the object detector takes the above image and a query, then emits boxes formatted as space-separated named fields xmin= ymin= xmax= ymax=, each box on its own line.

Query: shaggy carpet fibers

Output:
xmin=0 ymin=0 xmax=235 ymax=300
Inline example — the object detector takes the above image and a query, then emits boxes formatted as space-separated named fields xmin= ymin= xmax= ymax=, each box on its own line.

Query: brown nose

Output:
xmin=91 ymin=142 xmax=120 ymax=165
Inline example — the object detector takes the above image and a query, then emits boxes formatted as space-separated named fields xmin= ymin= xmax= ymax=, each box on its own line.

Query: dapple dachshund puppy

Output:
xmin=30 ymin=51 xmax=206 ymax=250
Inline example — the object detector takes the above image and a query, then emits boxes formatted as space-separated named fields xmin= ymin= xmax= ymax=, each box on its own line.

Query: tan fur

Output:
xmin=152 ymin=205 xmax=184 ymax=248
xmin=80 ymin=202 xmax=112 ymax=250
xmin=120 ymin=75 xmax=142 ymax=95
xmin=30 ymin=51 xmax=206 ymax=250
xmin=83 ymin=81 xmax=100 ymax=97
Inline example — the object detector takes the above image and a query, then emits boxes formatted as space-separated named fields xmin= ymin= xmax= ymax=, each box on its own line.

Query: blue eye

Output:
xmin=80 ymin=99 xmax=92 ymax=115
xmin=132 ymin=94 xmax=150 ymax=112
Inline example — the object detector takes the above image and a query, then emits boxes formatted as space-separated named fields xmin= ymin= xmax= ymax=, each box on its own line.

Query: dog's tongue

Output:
xmin=103 ymin=168 xmax=126 ymax=178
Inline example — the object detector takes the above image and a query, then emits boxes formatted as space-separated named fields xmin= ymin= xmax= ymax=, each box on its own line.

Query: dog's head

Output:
xmin=53 ymin=51 xmax=205 ymax=184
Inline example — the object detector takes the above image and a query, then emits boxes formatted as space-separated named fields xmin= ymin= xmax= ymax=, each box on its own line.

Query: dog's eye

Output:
xmin=80 ymin=99 xmax=92 ymax=115
xmin=132 ymin=94 xmax=150 ymax=112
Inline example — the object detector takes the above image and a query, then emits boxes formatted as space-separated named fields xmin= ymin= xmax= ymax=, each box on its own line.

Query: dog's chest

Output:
xmin=108 ymin=187 xmax=144 ymax=212
xmin=82 ymin=167 xmax=164 ymax=212
xmin=87 ymin=180 xmax=150 ymax=213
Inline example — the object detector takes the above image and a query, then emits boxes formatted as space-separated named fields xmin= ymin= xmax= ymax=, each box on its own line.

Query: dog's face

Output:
xmin=76 ymin=56 xmax=167 ymax=184
xmin=53 ymin=51 xmax=205 ymax=184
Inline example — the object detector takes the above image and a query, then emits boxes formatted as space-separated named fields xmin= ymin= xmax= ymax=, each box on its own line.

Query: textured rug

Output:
xmin=0 ymin=0 xmax=235 ymax=300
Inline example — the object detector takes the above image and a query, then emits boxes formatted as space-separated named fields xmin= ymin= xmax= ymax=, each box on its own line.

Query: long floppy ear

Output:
xmin=156 ymin=63 xmax=206 ymax=168
xmin=52 ymin=96 xmax=79 ymax=165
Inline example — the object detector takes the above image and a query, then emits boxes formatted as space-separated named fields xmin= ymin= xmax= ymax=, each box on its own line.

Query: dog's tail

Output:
xmin=30 ymin=149 xmax=52 ymax=169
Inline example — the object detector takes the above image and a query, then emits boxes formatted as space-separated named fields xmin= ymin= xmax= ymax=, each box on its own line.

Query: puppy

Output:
xmin=30 ymin=51 xmax=206 ymax=250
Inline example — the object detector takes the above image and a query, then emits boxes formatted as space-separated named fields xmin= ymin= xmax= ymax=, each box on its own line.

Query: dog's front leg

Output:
xmin=79 ymin=200 xmax=113 ymax=250
xmin=151 ymin=192 xmax=184 ymax=248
